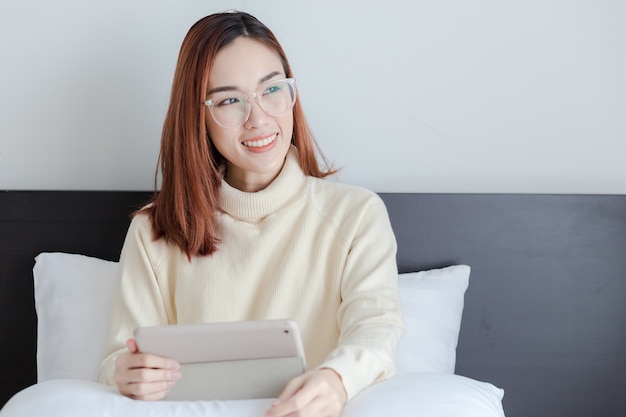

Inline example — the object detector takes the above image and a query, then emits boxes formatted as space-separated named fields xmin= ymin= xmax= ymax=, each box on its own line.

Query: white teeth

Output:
xmin=243 ymin=135 xmax=276 ymax=147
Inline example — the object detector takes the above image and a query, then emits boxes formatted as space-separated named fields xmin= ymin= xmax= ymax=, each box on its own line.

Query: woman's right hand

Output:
xmin=114 ymin=338 xmax=181 ymax=400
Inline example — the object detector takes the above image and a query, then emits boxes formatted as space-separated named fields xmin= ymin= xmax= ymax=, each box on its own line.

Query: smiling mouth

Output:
xmin=242 ymin=134 xmax=277 ymax=148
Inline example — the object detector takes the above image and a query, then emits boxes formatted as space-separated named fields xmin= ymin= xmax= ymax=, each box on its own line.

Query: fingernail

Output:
xmin=171 ymin=371 xmax=181 ymax=380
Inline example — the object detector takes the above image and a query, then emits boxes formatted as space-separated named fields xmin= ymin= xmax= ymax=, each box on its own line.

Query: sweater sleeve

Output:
xmin=98 ymin=214 xmax=173 ymax=386
xmin=318 ymin=193 xmax=405 ymax=400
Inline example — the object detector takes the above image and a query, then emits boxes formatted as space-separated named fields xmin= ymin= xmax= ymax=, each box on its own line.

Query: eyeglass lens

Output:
xmin=209 ymin=79 xmax=296 ymax=128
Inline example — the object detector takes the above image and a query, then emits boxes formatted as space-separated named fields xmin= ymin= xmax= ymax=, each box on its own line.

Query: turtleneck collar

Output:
xmin=219 ymin=146 xmax=306 ymax=221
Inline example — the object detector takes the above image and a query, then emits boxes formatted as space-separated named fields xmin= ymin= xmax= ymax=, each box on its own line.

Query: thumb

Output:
xmin=274 ymin=373 xmax=305 ymax=405
xmin=126 ymin=338 xmax=139 ymax=353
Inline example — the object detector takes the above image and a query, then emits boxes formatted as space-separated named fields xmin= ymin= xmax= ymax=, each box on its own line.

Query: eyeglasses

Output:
xmin=204 ymin=78 xmax=297 ymax=128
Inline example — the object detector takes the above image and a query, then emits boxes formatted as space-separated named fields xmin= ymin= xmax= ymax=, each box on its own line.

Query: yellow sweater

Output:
xmin=99 ymin=147 xmax=404 ymax=400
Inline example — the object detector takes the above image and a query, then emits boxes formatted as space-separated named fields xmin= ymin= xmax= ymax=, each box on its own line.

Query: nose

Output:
xmin=243 ymin=97 xmax=268 ymax=128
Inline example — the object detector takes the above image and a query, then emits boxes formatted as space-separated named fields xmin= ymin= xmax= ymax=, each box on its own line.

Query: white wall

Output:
xmin=1 ymin=0 xmax=624 ymax=193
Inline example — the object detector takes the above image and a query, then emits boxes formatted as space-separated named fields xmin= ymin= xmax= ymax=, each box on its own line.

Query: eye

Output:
xmin=263 ymin=85 xmax=282 ymax=96
xmin=216 ymin=96 xmax=242 ymax=107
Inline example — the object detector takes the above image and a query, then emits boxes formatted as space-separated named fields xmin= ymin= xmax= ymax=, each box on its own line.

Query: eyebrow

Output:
xmin=206 ymin=71 xmax=283 ymax=96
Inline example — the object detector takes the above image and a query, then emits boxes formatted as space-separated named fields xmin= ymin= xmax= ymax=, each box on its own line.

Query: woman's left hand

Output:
xmin=265 ymin=368 xmax=347 ymax=417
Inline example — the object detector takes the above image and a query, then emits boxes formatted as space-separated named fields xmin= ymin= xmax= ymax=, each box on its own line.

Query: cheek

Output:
xmin=205 ymin=114 xmax=218 ymax=140
xmin=205 ymin=117 xmax=231 ymax=150
xmin=280 ymin=113 xmax=294 ymax=138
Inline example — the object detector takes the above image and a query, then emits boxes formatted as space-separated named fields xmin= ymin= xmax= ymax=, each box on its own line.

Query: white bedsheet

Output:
xmin=0 ymin=373 xmax=505 ymax=417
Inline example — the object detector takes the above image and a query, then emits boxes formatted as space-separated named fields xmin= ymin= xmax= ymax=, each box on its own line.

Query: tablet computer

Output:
xmin=133 ymin=319 xmax=307 ymax=401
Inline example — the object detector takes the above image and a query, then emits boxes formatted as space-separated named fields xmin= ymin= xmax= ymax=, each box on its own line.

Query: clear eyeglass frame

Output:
xmin=204 ymin=78 xmax=297 ymax=128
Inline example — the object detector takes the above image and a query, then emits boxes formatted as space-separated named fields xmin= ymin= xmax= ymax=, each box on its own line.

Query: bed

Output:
xmin=1 ymin=190 xmax=625 ymax=417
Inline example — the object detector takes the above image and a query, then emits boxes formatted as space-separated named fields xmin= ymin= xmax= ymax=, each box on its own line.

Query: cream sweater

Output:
xmin=99 ymin=147 xmax=404 ymax=400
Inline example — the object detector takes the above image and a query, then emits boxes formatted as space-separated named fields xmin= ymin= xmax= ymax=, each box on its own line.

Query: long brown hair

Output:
xmin=144 ymin=11 xmax=334 ymax=258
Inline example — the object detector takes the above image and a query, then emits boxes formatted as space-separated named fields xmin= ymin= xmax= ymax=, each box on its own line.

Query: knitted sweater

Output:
xmin=98 ymin=147 xmax=404 ymax=400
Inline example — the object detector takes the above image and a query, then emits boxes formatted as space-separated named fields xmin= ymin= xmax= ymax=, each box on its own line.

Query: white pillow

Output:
xmin=33 ymin=253 xmax=118 ymax=382
xmin=396 ymin=265 xmax=470 ymax=374
xmin=1 ymin=374 xmax=504 ymax=417
xmin=346 ymin=373 xmax=503 ymax=417
xmin=32 ymin=253 xmax=468 ymax=380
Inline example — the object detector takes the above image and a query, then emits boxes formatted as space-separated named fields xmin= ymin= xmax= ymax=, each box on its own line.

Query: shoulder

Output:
xmin=123 ymin=210 xmax=172 ymax=265
xmin=304 ymin=177 xmax=391 ymax=236
xmin=306 ymin=177 xmax=387 ymax=214
xmin=127 ymin=209 xmax=154 ymax=238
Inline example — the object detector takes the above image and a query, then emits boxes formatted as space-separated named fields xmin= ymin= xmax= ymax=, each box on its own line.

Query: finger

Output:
xmin=117 ymin=366 xmax=180 ymax=401
xmin=124 ymin=379 xmax=175 ymax=400
xmin=126 ymin=338 xmax=139 ymax=353
xmin=126 ymin=338 xmax=179 ymax=370
xmin=275 ymin=373 xmax=306 ymax=403
xmin=118 ymin=352 xmax=179 ymax=371
xmin=123 ymin=366 xmax=181 ymax=385
xmin=129 ymin=390 xmax=169 ymax=401
xmin=269 ymin=398 xmax=326 ymax=417
xmin=267 ymin=390 xmax=325 ymax=417
xmin=268 ymin=374 xmax=318 ymax=416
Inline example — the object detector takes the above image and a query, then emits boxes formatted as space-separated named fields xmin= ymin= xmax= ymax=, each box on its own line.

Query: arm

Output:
xmin=98 ymin=214 xmax=179 ymax=399
xmin=267 ymin=193 xmax=404 ymax=416
xmin=322 ymin=193 xmax=405 ymax=398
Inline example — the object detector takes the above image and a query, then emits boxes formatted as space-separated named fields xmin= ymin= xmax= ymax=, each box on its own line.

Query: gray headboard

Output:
xmin=1 ymin=191 xmax=625 ymax=417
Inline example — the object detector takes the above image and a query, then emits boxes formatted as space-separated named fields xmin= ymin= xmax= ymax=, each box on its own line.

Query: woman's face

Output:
xmin=205 ymin=37 xmax=293 ymax=192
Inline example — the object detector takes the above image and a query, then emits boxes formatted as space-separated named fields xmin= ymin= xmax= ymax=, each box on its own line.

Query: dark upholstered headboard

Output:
xmin=1 ymin=191 xmax=625 ymax=417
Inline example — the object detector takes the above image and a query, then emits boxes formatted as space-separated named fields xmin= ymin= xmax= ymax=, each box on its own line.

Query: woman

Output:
xmin=99 ymin=11 xmax=404 ymax=417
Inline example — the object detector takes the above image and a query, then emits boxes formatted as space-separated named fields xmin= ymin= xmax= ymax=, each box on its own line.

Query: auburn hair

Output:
xmin=142 ymin=11 xmax=335 ymax=258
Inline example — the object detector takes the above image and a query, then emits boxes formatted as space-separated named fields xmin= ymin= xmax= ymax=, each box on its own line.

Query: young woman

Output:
xmin=98 ymin=11 xmax=404 ymax=417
